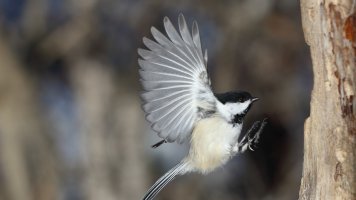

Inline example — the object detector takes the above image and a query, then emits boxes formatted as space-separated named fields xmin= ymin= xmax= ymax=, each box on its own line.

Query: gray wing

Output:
xmin=138 ymin=14 xmax=216 ymax=143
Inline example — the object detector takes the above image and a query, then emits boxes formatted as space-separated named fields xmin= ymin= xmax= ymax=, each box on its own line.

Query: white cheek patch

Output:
xmin=225 ymin=101 xmax=251 ymax=115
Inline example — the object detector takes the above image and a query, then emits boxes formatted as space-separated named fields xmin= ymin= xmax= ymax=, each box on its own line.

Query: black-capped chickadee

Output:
xmin=138 ymin=14 xmax=267 ymax=200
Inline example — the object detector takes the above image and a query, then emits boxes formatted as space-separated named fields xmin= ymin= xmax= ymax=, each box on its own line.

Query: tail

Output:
xmin=142 ymin=162 xmax=189 ymax=200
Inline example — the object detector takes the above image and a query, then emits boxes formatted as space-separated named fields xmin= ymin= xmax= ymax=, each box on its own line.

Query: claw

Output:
xmin=248 ymin=118 xmax=268 ymax=151
xmin=248 ymin=144 xmax=255 ymax=151
xmin=236 ymin=118 xmax=268 ymax=153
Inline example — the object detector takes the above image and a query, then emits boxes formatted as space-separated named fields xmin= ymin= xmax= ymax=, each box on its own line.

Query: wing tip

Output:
xmin=192 ymin=20 xmax=198 ymax=29
xmin=163 ymin=16 xmax=174 ymax=30
xmin=142 ymin=36 xmax=149 ymax=44
xmin=178 ymin=13 xmax=185 ymax=27
xmin=137 ymin=59 xmax=145 ymax=69
xmin=150 ymin=26 xmax=158 ymax=35
xmin=151 ymin=123 xmax=162 ymax=133
xmin=137 ymin=48 xmax=144 ymax=58
xmin=204 ymin=49 xmax=208 ymax=65
xmin=178 ymin=13 xmax=184 ymax=21
xmin=163 ymin=16 xmax=170 ymax=24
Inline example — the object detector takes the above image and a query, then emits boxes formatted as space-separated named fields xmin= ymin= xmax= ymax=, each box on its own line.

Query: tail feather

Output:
xmin=143 ymin=162 xmax=188 ymax=200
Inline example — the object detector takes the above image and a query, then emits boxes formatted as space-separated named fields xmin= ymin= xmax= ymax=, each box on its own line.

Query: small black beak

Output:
xmin=252 ymin=97 xmax=259 ymax=102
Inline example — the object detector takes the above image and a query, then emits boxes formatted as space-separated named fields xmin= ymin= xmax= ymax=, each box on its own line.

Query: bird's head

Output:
xmin=215 ymin=91 xmax=259 ymax=123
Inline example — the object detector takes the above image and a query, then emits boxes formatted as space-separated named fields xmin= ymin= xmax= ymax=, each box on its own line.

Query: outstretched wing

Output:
xmin=138 ymin=14 xmax=216 ymax=143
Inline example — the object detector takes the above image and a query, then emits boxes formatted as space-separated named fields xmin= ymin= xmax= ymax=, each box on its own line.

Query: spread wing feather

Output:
xmin=138 ymin=14 xmax=216 ymax=143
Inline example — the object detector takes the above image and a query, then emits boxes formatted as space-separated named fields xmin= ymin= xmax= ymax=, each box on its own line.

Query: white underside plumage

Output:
xmin=187 ymin=116 xmax=242 ymax=173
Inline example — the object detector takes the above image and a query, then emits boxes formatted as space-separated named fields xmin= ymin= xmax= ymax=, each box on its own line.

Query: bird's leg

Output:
xmin=232 ymin=118 xmax=267 ymax=154
xmin=245 ymin=118 xmax=267 ymax=151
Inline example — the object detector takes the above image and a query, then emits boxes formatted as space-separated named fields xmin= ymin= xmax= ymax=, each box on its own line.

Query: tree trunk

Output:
xmin=299 ymin=0 xmax=356 ymax=200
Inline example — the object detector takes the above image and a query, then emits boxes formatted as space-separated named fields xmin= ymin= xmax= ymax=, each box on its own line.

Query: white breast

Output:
xmin=187 ymin=117 xmax=242 ymax=174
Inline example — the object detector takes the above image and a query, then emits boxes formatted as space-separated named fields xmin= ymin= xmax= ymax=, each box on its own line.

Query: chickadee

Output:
xmin=138 ymin=14 xmax=267 ymax=200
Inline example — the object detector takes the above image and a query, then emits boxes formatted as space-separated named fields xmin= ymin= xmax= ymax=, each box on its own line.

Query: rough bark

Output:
xmin=299 ymin=0 xmax=356 ymax=200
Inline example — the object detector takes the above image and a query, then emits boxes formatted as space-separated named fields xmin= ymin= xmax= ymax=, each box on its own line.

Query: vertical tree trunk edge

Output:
xmin=299 ymin=0 xmax=356 ymax=199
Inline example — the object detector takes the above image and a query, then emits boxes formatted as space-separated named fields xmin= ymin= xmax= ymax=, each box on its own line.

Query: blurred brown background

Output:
xmin=0 ymin=0 xmax=312 ymax=200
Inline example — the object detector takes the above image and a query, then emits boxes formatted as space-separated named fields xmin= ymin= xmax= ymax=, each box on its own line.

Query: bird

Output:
xmin=138 ymin=14 xmax=267 ymax=200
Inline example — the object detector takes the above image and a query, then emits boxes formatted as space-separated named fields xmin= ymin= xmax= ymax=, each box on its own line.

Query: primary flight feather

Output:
xmin=138 ymin=14 xmax=216 ymax=144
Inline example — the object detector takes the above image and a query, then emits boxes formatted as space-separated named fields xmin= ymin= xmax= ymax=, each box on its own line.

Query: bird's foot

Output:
xmin=237 ymin=118 xmax=268 ymax=153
